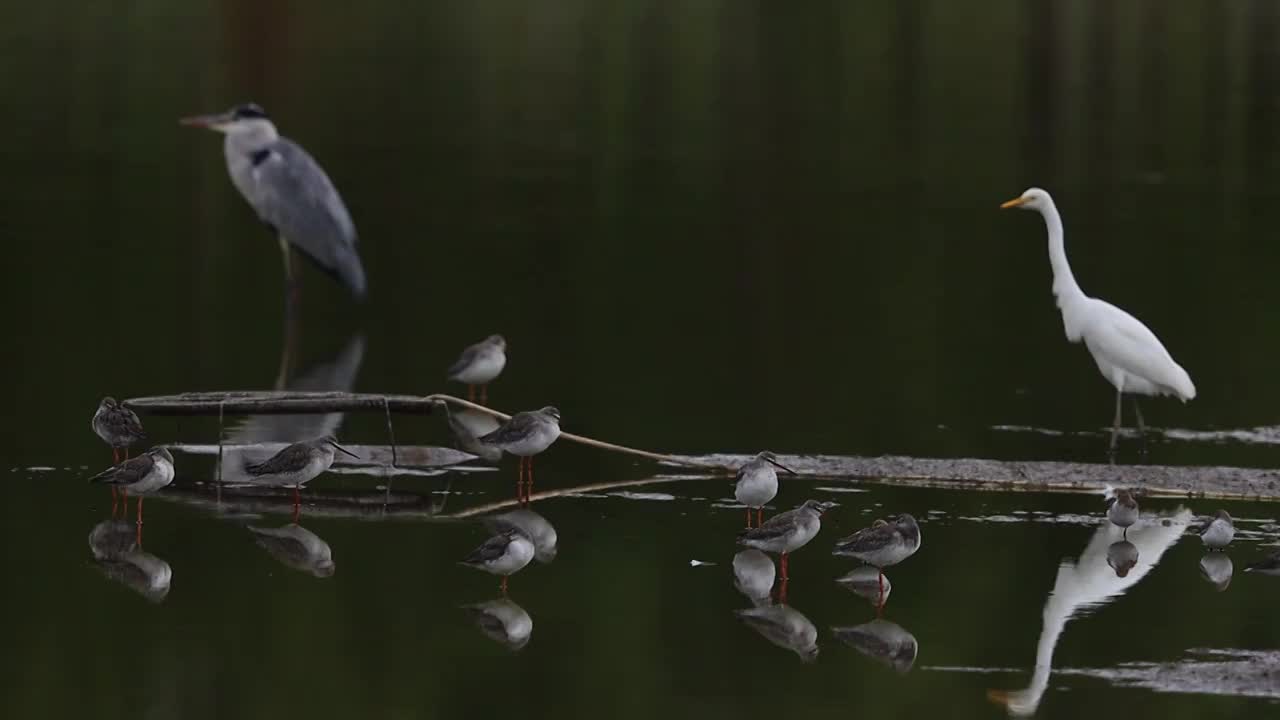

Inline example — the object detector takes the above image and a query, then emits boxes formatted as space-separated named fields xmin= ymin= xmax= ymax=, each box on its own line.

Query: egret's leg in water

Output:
xmin=1132 ymin=397 xmax=1149 ymax=458
xmin=1109 ymin=388 xmax=1123 ymax=455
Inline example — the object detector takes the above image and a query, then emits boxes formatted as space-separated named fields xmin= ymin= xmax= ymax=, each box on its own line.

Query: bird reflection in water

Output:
xmin=732 ymin=549 xmax=776 ymax=606
xmin=433 ymin=400 xmax=502 ymax=463
xmin=462 ymin=597 xmax=533 ymax=650
xmin=835 ymin=566 xmax=893 ymax=613
xmin=461 ymin=529 xmax=535 ymax=594
xmin=733 ymin=604 xmax=819 ymax=663
xmin=988 ymin=508 xmax=1191 ymax=716
xmin=1105 ymin=540 xmax=1138 ymax=578
xmin=832 ymin=619 xmax=918 ymax=673
xmin=1198 ymin=553 xmax=1233 ymax=591
xmin=483 ymin=508 xmax=557 ymax=563
xmin=248 ymin=524 xmax=335 ymax=578
xmin=88 ymin=519 xmax=172 ymax=603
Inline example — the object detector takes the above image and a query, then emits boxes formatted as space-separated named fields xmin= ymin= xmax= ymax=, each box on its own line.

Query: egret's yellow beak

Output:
xmin=1000 ymin=197 xmax=1027 ymax=209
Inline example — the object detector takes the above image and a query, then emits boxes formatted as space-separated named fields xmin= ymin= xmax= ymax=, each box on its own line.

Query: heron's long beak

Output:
xmin=765 ymin=457 xmax=799 ymax=475
xmin=179 ymin=113 xmax=229 ymax=129
xmin=330 ymin=441 xmax=360 ymax=460
xmin=999 ymin=197 xmax=1027 ymax=209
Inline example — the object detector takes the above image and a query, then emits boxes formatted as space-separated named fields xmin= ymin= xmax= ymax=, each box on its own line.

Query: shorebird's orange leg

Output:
xmin=780 ymin=552 xmax=789 ymax=581
xmin=136 ymin=496 xmax=145 ymax=526
xmin=745 ymin=508 xmax=752 ymax=528
xmin=468 ymin=385 xmax=476 ymax=402
xmin=526 ymin=458 xmax=534 ymax=504
xmin=112 ymin=448 xmax=120 ymax=464
xmin=500 ymin=576 xmax=509 ymax=595
xmin=757 ymin=508 xmax=764 ymax=527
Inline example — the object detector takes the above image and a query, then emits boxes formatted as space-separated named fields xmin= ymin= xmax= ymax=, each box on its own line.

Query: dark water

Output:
xmin=7 ymin=1 xmax=1280 ymax=717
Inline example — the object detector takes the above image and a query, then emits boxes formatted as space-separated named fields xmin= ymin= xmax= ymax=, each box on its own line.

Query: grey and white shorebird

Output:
xmin=88 ymin=447 xmax=175 ymax=527
xmin=1199 ymin=510 xmax=1235 ymax=550
xmin=737 ymin=499 xmax=834 ymax=581
xmin=1104 ymin=486 xmax=1139 ymax=537
xmin=180 ymin=103 xmax=367 ymax=300
xmin=91 ymin=397 xmax=146 ymax=464
xmin=244 ymin=435 xmax=359 ymax=518
xmin=447 ymin=335 xmax=507 ymax=405
xmin=432 ymin=400 xmax=502 ymax=462
xmin=478 ymin=407 xmax=562 ymax=504
xmin=460 ymin=529 xmax=536 ymax=594
xmin=483 ymin=508 xmax=558 ymax=563
xmin=733 ymin=604 xmax=819 ymax=663
xmin=1244 ymin=552 xmax=1280 ymax=576
xmin=832 ymin=514 xmax=922 ymax=609
xmin=831 ymin=619 xmax=919 ymax=674
xmin=734 ymin=451 xmax=798 ymax=528
xmin=248 ymin=524 xmax=336 ymax=578
xmin=1199 ymin=553 xmax=1234 ymax=591
xmin=462 ymin=597 xmax=533 ymax=650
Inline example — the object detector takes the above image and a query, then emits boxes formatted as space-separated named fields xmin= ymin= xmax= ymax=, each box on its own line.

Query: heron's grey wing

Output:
xmin=252 ymin=138 xmax=366 ymax=298
xmin=245 ymin=442 xmax=312 ymax=476
xmin=833 ymin=524 xmax=898 ymax=555
xmin=479 ymin=413 xmax=537 ymax=446
xmin=89 ymin=454 xmax=155 ymax=486
xmin=447 ymin=343 xmax=482 ymax=379
xmin=463 ymin=533 xmax=513 ymax=565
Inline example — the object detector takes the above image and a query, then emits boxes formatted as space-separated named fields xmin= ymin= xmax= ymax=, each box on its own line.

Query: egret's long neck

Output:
xmin=1043 ymin=203 xmax=1085 ymax=305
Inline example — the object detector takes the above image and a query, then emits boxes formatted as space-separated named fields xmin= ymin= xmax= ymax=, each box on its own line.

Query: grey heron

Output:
xmin=181 ymin=103 xmax=367 ymax=299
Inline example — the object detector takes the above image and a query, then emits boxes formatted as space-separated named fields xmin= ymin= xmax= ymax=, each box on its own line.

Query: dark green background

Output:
xmin=5 ymin=1 xmax=1280 ymax=717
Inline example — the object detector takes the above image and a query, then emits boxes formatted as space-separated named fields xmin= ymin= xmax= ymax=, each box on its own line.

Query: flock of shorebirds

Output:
xmin=87 ymin=326 xmax=1280 ymax=609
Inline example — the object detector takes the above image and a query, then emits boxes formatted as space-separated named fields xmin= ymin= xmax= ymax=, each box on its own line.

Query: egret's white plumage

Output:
xmin=1002 ymin=188 xmax=1195 ymax=448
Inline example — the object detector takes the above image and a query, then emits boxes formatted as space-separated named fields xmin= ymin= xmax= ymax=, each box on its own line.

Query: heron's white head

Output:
xmin=1000 ymin=187 xmax=1054 ymax=212
xmin=180 ymin=103 xmax=279 ymax=145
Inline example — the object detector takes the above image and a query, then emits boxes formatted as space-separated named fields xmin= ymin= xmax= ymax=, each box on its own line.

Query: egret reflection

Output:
xmin=831 ymin=618 xmax=918 ymax=673
xmin=988 ymin=508 xmax=1191 ymax=716
xmin=248 ymin=524 xmax=336 ymax=577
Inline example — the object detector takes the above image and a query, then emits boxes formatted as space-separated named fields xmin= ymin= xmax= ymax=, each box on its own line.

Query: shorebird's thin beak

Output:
xmin=179 ymin=112 xmax=229 ymax=130
xmin=330 ymin=441 xmax=360 ymax=459
xmin=999 ymin=197 xmax=1027 ymax=209
xmin=766 ymin=457 xmax=799 ymax=475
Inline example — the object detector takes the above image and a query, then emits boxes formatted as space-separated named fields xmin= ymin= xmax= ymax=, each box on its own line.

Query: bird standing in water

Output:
xmin=1199 ymin=510 xmax=1235 ymax=550
xmin=1001 ymin=188 xmax=1195 ymax=454
xmin=88 ymin=447 xmax=175 ymax=534
xmin=244 ymin=435 xmax=359 ymax=521
xmin=91 ymin=397 xmax=146 ymax=464
xmin=479 ymin=407 xmax=561 ymax=504
xmin=734 ymin=451 xmax=798 ymax=528
xmin=1104 ymin=486 xmax=1139 ymax=537
xmin=833 ymin=514 xmax=922 ymax=612
xmin=180 ymin=104 xmax=367 ymax=300
xmin=447 ymin=335 xmax=507 ymax=404
xmin=460 ymin=529 xmax=535 ymax=594
xmin=737 ymin=499 xmax=833 ymax=585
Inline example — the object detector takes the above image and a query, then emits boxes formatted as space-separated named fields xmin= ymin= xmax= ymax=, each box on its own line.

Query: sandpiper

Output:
xmin=460 ymin=529 xmax=535 ymax=594
xmin=1199 ymin=553 xmax=1233 ymax=591
xmin=831 ymin=619 xmax=919 ymax=674
xmin=735 ymin=451 xmax=797 ymax=528
xmin=437 ymin=402 xmax=502 ymax=462
xmin=1106 ymin=540 xmax=1139 ymax=578
xmin=1199 ymin=509 xmax=1235 ymax=550
xmin=483 ymin=508 xmax=558 ymax=563
xmin=832 ymin=514 xmax=922 ymax=608
xmin=462 ymin=598 xmax=533 ymax=650
xmin=244 ymin=435 xmax=359 ymax=519
xmin=733 ymin=604 xmax=819 ymax=663
xmin=1104 ymin=486 xmax=1139 ymax=537
xmin=1244 ymin=552 xmax=1280 ymax=576
xmin=479 ymin=406 xmax=561 ymax=504
xmin=248 ymin=524 xmax=336 ymax=578
xmin=447 ymin=334 xmax=507 ymax=404
xmin=88 ymin=447 xmax=175 ymax=529
xmin=737 ymin=499 xmax=833 ymax=581
xmin=91 ymin=397 xmax=146 ymax=464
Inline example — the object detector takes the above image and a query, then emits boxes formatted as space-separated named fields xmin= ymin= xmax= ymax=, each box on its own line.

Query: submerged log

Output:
xmin=125 ymin=391 xmax=436 ymax=415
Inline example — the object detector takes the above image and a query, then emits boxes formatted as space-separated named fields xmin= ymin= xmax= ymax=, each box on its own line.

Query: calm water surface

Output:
xmin=6 ymin=2 xmax=1280 ymax=718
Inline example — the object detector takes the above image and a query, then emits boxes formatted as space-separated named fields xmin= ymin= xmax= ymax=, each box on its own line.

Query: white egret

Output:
xmin=1000 ymin=188 xmax=1195 ymax=451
